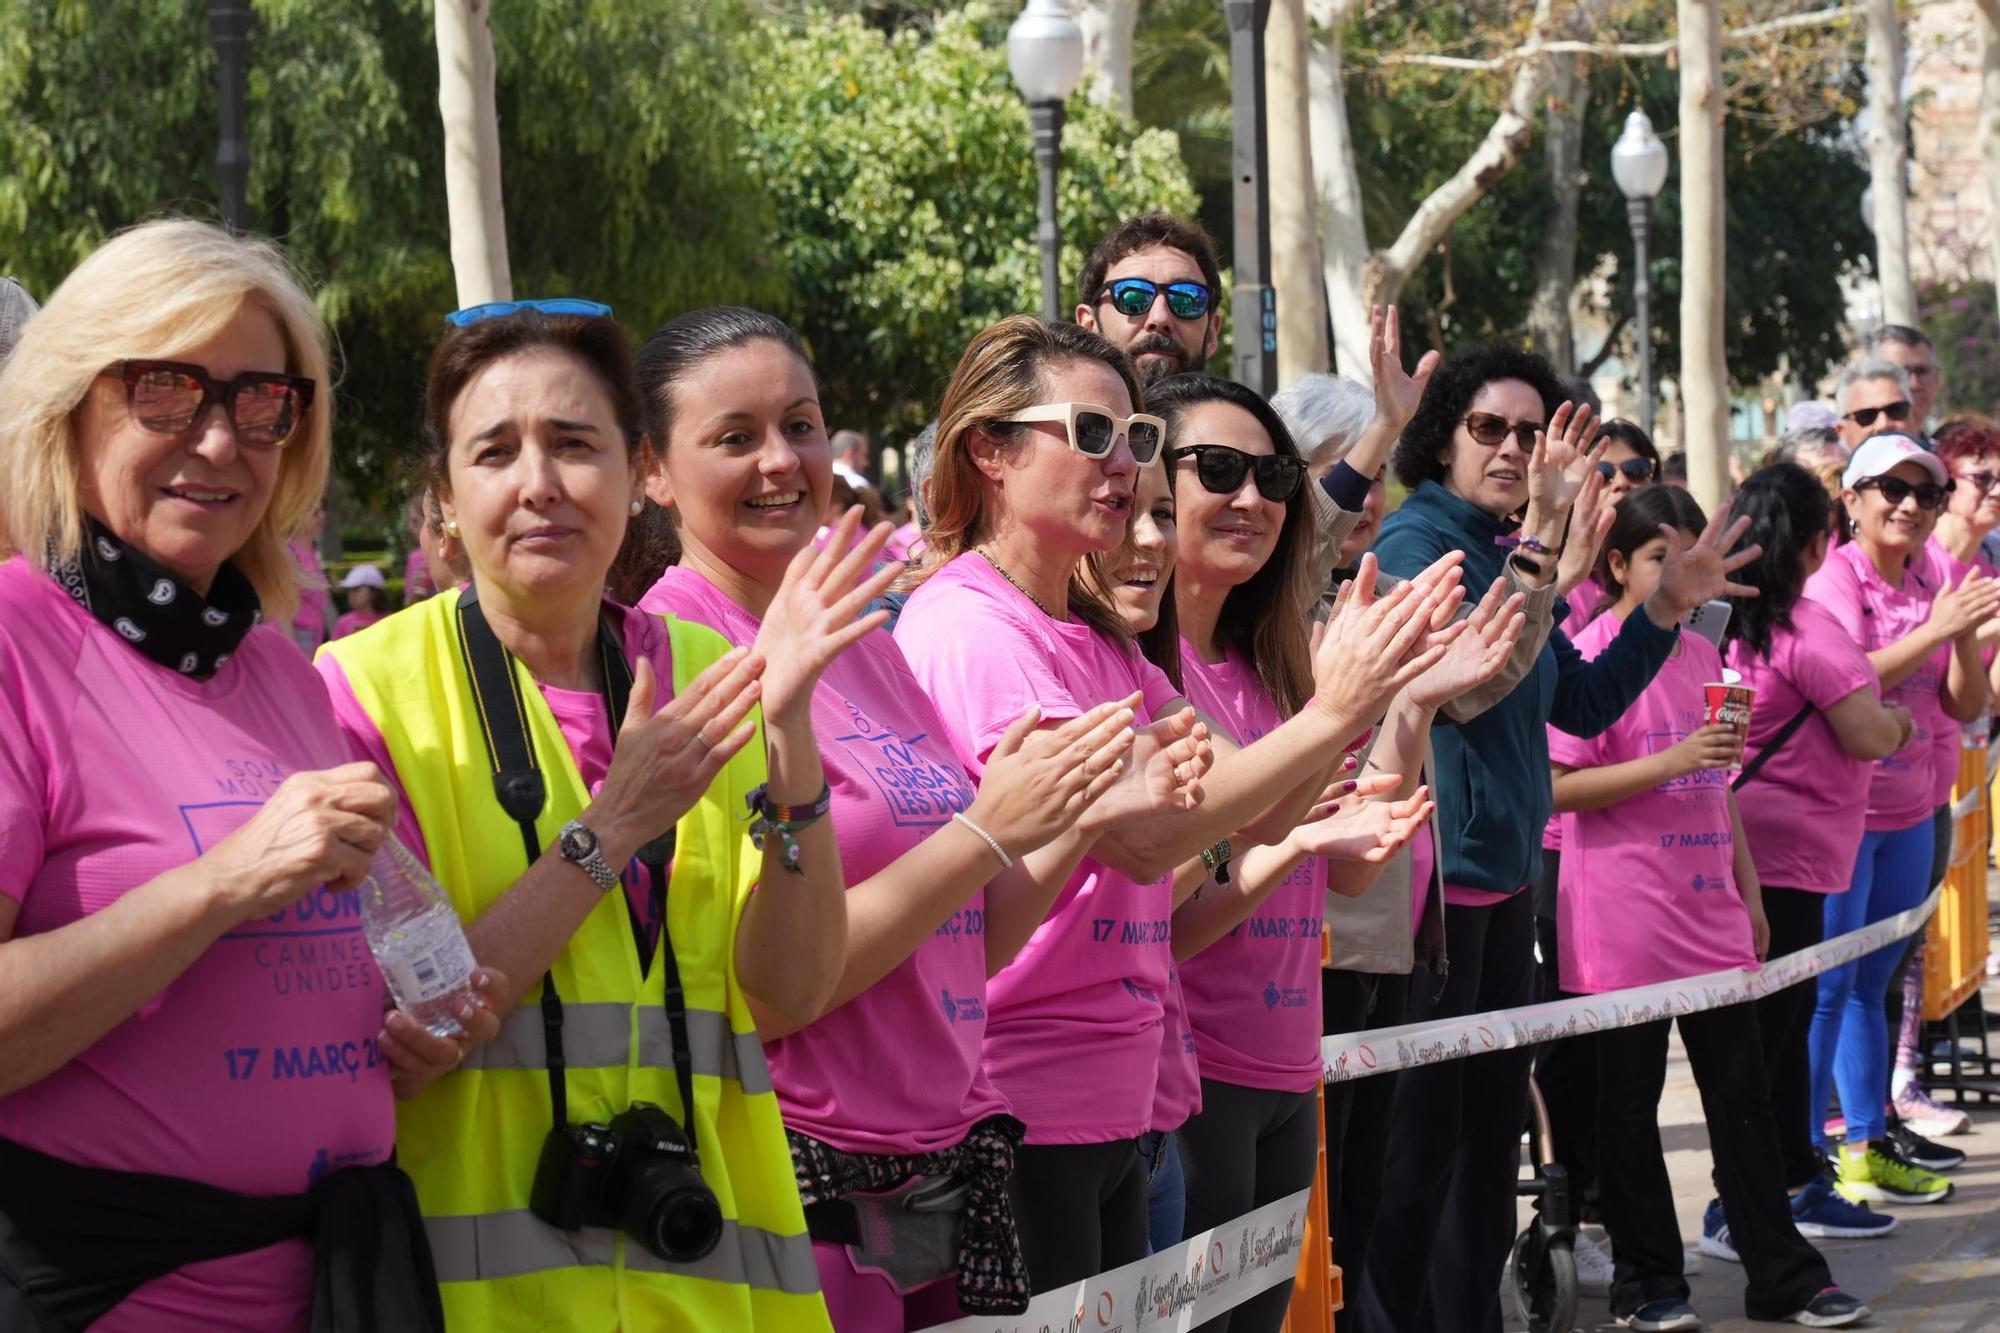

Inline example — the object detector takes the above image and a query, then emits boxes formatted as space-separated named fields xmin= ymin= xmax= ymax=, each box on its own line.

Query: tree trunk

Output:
xmin=1269 ymin=0 xmax=1328 ymax=384
xmin=1525 ymin=51 xmax=1591 ymax=370
xmin=1864 ymin=0 xmax=1916 ymax=325
xmin=1366 ymin=0 xmax=1558 ymax=312
xmin=1678 ymin=0 xmax=1730 ymax=514
xmin=1979 ymin=0 xmax=2000 ymax=309
xmin=1307 ymin=0 xmax=1372 ymax=382
xmin=435 ymin=0 xmax=511 ymax=307
xmin=1077 ymin=0 xmax=1139 ymax=117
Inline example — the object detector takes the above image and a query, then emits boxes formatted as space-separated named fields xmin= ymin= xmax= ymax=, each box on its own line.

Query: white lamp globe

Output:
xmin=1610 ymin=109 xmax=1671 ymax=201
xmin=1008 ymin=0 xmax=1084 ymax=105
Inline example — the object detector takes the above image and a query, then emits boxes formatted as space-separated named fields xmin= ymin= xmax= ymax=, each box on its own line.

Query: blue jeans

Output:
xmin=1139 ymin=1129 xmax=1186 ymax=1253
xmin=1808 ymin=820 xmax=1933 ymax=1147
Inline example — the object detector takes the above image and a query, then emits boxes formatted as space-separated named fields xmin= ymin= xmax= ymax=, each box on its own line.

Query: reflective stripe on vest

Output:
xmin=425 ymin=1211 xmax=821 ymax=1293
xmin=465 ymin=1002 xmax=774 ymax=1094
xmin=321 ymin=595 xmax=831 ymax=1331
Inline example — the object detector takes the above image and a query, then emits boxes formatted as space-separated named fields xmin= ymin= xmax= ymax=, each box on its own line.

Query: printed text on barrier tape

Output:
xmin=1322 ymin=885 xmax=1943 ymax=1084
xmin=918 ymin=1187 xmax=1313 ymax=1333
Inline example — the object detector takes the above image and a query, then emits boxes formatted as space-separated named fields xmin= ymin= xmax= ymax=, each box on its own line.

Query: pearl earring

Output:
xmin=629 ymin=498 xmax=644 ymax=516
xmin=444 ymin=519 xmax=459 ymax=538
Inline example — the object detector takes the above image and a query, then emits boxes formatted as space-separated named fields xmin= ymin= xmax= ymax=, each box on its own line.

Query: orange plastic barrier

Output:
xmin=1285 ymin=942 xmax=1344 ymax=1332
xmin=1924 ymin=743 xmax=1991 ymax=1022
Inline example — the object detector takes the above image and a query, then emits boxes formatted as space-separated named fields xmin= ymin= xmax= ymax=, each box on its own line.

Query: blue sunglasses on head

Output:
xmin=443 ymin=298 xmax=613 ymax=328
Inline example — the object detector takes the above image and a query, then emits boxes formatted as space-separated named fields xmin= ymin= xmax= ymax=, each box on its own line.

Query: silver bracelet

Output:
xmin=951 ymin=811 xmax=1013 ymax=869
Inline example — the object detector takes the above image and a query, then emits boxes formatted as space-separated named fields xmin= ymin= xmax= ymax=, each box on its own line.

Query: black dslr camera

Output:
xmin=529 ymin=1103 xmax=724 ymax=1262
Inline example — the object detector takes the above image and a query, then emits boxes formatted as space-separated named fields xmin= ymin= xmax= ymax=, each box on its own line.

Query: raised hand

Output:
xmin=1369 ymin=305 xmax=1441 ymax=435
xmin=1554 ymin=463 xmax=1616 ymax=597
xmin=1293 ymin=786 xmax=1435 ymax=864
xmin=1088 ymin=706 xmax=1212 ymax=826
xmin=1309 ymin=552 xmax=1469 ymax=731
xmin=754 ymin=506 xmax=904 ymax=722
xmin=1927 ymin=568 xmax=2000 ymax=643
xmin=203 ymin=762 xmax=398 ymax=919
xmin=1523 ymin=401 xmax=1606 ymax=528
xmin=588 ymin=648 xmax=765 ymax=861
xmin=963 ymin=696 xmax=1141 ymax=858
xmin=1406 ymin=578 xmax=1528 ymax=710
xmin=1650 ymin=510 xmax=1762 ymax=621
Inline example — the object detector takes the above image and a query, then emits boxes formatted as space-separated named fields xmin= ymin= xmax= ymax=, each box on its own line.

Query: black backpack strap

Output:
xmin=1732 ymin=704 xmax=1815 ymax=791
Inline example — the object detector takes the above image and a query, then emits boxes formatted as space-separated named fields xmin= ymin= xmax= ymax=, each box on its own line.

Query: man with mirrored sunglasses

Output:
xmin=1074 ymin=213 xmax=1223 ymax=385
xmin=1835 ymin=358 xmax=1916 ymax=455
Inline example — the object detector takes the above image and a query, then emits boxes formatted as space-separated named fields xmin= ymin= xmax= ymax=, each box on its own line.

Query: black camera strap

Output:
xmin=455 ymin=590 xmax=697 ymax=1154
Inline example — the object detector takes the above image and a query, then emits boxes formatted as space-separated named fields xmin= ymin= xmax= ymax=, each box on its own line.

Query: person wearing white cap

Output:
xmin=1801 ymin=433 xmax=2000 ymax=1209
xmin=331 ymin=562 xmax=387 ymax=639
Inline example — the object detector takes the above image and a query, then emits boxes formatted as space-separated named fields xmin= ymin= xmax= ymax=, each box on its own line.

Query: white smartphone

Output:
xmin=1684 ymin=599 xmax=1732 ymax=649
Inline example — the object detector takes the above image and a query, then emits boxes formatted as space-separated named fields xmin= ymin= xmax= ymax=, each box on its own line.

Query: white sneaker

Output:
xmin=1893 ymin=1085 xmax=1972 ymax=1138
xmin=1573 ymin=1232 xmax=1615 ymax=1293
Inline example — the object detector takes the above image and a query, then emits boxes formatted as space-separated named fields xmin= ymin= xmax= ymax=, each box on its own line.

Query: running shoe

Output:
xmin=1790 ymin=1170 xmax=1898 ymax=1239
xmin=1835 ymin=1140 xmax=1955 ymax=1205
xmin=1892 ymin=1083 xmax=1971 ymax=1137
xmin=1700 ymin=1198 xmax=1740 ymax=1264
xmin=1619 ymin=1297 xmax=1701 ymax=1331
xmin=1779 ymin=1287 xmax=1869 ymax=1327
xmin=1887 ymin=1118 xmax=1966 ymax=1172
xmin=1573 ymin=1231 xmax=1615 ymax=1293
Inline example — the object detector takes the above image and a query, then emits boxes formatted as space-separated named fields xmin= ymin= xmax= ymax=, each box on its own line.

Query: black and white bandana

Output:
xmin=49 ymin=518 xmax=263 ymax=680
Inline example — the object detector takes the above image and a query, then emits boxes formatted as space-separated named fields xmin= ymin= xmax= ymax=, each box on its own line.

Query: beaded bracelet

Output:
xmin=746 ymin=783 xmax=832 ymax=874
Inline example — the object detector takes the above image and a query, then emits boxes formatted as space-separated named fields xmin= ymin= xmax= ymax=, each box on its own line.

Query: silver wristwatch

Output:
xmin=557 ymin=819 xmax=619 ymax=892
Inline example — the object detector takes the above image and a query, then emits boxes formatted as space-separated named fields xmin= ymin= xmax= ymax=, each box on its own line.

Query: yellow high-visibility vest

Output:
xmin=323 ymin=591 xmax=830 ymax=1332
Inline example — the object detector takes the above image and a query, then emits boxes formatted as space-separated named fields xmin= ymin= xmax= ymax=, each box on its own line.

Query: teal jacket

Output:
xmin=1372 ymin=480 xmax=1680 ymax=896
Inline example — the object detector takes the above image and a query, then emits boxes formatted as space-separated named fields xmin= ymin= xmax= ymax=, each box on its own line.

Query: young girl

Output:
xmin=332 ymin=564 xmax=387 ymax=639
xmin=1549 ymin=485 xmax=1864 ymax=1331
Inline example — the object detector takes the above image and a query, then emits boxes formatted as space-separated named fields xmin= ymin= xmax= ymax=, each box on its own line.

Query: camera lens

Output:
xmin=621 ymin=1158 xmax=724 ymax=1262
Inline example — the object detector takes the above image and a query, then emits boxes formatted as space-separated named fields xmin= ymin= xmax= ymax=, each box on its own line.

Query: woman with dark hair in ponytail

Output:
xmin=1702 ymin=463 xmax=1913 ymax=1256
xmin=1548 ymin=485 xmax=1865 ymax=1330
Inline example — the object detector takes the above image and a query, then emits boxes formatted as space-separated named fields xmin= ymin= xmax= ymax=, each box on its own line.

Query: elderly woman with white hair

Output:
xmin=0 ymin=221 xmax=497 ymax=1332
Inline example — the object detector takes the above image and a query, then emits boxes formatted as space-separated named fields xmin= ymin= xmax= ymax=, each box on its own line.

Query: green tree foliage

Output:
xmin=731 ymin=4 xmax=1198 ymax=436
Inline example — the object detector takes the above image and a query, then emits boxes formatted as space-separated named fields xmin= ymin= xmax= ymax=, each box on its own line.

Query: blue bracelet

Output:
xmin=1493 ymin=534 xmax=1558 ymax=557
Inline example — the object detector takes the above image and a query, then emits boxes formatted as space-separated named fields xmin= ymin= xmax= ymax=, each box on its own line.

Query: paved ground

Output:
xmin=1505 ymin=962 xmax=2000 ymax=1331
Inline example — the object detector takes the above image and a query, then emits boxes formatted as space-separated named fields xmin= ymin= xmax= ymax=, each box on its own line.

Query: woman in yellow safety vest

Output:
xmin=319 ymin=301 xmax=896 ymax=1330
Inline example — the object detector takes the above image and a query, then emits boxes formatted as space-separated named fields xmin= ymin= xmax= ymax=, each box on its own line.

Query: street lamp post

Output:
xmin=1009 ymin=1 xmax=1084 ymax=324
xmin=1610 ymin=109 xmax=1670 ymax=437
xmin=1224 ymin=0 xmax=1276 ymax=395
xmin=209 ymin=0 xmax=252 ymax=233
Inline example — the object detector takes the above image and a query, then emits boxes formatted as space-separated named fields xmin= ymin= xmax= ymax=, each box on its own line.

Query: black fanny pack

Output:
xmin=0 ymin=1137 xmax=443 ymax=1333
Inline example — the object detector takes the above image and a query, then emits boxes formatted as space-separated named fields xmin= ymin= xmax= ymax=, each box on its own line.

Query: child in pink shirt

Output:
xmin=1549 ymin=485 xmax=1849 ymax=1328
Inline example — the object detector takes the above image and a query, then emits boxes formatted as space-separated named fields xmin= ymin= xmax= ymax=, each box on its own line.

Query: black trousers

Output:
xmin=1756 ymin=886 xmax=1829 ymax=1189
xmin=1179 ymin=1079 xmax=1321 ymax=1333
xmin=1356 ymin=890 xmax=1537 ymax=1333
xmin=1321 ymin=969 xmax=1410 ymax=1333
xmin=1532 ymin=851 xmax=1602 ymax=1223
xmin=1007 ymin=1138 xmax=1148 ymax=1289
xmin=1596 ymin=1004 xmax=1831 ymax=1320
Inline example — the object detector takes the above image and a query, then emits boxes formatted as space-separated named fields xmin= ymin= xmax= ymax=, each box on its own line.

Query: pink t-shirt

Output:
xmin=1548 ymin=613 xmax=1755 ymax=993
xmin=0 ymin=559 xmax=394 ymax=1332
xmin=331 ymin=608 xmax=382 ymax=640
xmin=895 ymin=554 xmax=1181 ymax=1145
xmin=639 ymin=565 xmax=1008 ymax=1154
xmin=1152 ymin=966 xmax=1202 ymax=1132
xmin=1725 ymin=598 xmax=1880 ymax=893
xmin=1545 ymin=585 xmax=1613 ymax=853
xmin=403 ymin=548 xmax=436 ymax=603
xmin=288 ymin=538 xmax=330 ymax=655
xmin=1805 ymin=540 xmax=1950 ymax=832
xmin=1176 ymin=645 xmax=1327 ymax=1093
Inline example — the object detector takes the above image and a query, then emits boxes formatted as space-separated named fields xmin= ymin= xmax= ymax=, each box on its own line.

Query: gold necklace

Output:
xmin=975 ymin=548 xmax=1063 ymax=620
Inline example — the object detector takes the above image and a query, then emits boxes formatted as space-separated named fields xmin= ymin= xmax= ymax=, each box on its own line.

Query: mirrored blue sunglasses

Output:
xmin=443 ymin=298 xmax=613 ymax=328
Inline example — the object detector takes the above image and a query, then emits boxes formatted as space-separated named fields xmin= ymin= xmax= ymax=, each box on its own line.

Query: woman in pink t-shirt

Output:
xmin=630 ymin=307 xmax=1140 ymax=1328
xmin=1550 ymin=485 xmax=1862 ymax=1329
xmin=1719 ymin=462 xmax=1911 ymax=1239
xmin=0 ymin=220 xmax=489 ymax=1330
xmin=1802 ymin=436 xmax=1995 ymax=1207
xmin=894 ymin=316 xmax=1465 ymax=1290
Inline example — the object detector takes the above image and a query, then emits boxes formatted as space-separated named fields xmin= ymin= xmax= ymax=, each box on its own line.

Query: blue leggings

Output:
xmin=1807 ymin=820 xmax=1933 ymax=1147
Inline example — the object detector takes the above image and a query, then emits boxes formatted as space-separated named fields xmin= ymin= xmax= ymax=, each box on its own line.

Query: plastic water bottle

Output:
xmin=360 ymin=836 xmax=480 ymax=1038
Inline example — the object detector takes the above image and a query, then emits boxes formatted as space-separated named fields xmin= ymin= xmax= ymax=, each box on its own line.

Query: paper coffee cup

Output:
xmin=1703 ymin=681 xmax=1755 ymax=746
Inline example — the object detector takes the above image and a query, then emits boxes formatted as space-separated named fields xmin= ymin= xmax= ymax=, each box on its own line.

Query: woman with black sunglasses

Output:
xmin=1355 ymin=344 xmax=1757 ymax=1333
xmin=1797 ymin=435 xmax=1997 ymax=1211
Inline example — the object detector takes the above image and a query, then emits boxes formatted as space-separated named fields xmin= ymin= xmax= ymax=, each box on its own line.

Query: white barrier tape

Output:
xmin=1951 ymin=785 xmax=1982 ymax=821
xmin=920 ymin=1186 xmax=1313 ymax=1333
xmin=1322 ymin=884 xmax=1944 ymax=1084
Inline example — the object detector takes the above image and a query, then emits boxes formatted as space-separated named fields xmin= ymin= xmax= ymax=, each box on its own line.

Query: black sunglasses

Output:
xmin=1596 ymin=457 xmax=1658 ymax=484
xmin=1857 ymin=474 xmax=1952 ymax=510
xmin=1462 ymin=411 xmax=1542 ymax=450
xmin=1099 ymin=278 xmax=1213 ymax=321
xmin=1166 ymin=444 xmax=1307 ymax=503
xmin=1843 ymin=400 xmax=1912 ymax=429
xmin=108 ymin=359 xmax=315 ymax=449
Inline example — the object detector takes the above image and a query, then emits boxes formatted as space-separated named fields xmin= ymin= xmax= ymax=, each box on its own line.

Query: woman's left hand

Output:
xmin=1292 ymin=787 xmax=1435 ymax=864
xmin=1648 ymin=510 xmax=1762 ymax=624
xmin=1747 ymin=898 xmax=1771 ymax=962
xmin=754 ymin=507 xmax=904 ymax=723
xmin=381 ymin=968 xmax=510 ymax=1101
